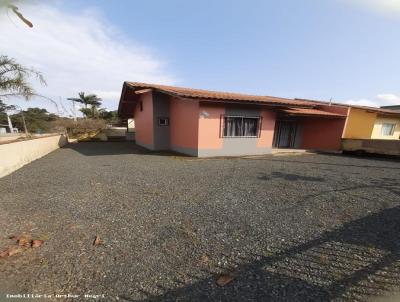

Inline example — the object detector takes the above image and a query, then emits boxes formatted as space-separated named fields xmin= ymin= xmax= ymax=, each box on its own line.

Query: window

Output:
xmin=223 ymin=116 xmax=260 ymax=137
xmin=381 ymin=123 xmax=396 ymax=136
xmin=158 ymin=117 xmax=169 ymax=126
xmin=139 ymin=101 xmax=143 ymax=112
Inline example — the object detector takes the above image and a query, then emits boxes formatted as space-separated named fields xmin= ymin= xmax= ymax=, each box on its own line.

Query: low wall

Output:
xmin=0 ymin=134 xmax=67 ymax=178
xmin=342 ymin=139 xmax=400 ymax=156
xmin=0 ymin=133 xmax=26 ymax=143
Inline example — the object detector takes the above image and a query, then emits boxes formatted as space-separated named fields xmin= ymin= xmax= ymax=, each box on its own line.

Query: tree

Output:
xmin=0 ymin=55 xmax=46 ymax=100
xmin=0 ymin=100 xmax=15 ymax=112
xmin=67 ymin=92 xmax=102 ymax=118
xmin=0 ymin=100 xmax=16 ymax=128
xmin=1 ymin=1 xmax=33 ymax=27
xmin=10 ymin=107 xmax=58 ymax=133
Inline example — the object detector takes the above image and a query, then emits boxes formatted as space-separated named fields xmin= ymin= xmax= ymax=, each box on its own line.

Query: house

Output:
xmin=381 ymin=105 xmax=400 ymax=111
xmin=342 ymin=106 xmax=400 ymax=140
xmin=118 ymin=82 xmax=348 ymax=157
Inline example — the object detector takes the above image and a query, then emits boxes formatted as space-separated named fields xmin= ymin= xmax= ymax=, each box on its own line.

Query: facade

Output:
xmin=342 ymin=107 xmax=400 ymax=140
xmin=119 ymin=82 xmax=348 ymax=157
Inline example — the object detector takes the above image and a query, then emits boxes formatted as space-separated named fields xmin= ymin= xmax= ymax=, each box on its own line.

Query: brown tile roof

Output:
xmin=125 ymin=82 xmax=316 ymax=107
xmin=280 ymin=108 xmax=347 ymax=118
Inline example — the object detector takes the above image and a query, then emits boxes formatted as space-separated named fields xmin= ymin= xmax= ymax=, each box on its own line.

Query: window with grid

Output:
xmin=381 ymin=123 xmax=396 ymax=136
xmin=223 ymin=116 xmax=260 ymax=137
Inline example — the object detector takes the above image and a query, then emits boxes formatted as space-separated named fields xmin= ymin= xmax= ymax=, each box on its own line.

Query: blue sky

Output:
xmin=1 ymin=0 xmax=400 ymax=114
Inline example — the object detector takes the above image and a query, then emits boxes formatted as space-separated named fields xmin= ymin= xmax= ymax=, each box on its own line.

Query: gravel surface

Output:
xmin=0 ymin=142 xmax=399 ymax=302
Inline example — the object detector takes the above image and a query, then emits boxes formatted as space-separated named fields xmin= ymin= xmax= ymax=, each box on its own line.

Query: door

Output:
xmin=273 ymin=120 xmax=298 ymax=148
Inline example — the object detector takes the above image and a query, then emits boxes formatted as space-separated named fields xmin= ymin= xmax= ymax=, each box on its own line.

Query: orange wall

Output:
xmin=134 ymin=92 xmax=154 ymax=147
xmin=170 ymin=97 xmax=199 ymax=149
xmin=300 ymin=118 xmax=346 ymax=150
xmin=257 ymin=110 xmax=276 ymax=147
xmin=198 ymin=104 xmax=224 ymax=149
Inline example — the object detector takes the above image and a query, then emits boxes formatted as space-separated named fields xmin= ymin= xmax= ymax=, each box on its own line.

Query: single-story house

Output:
xmin=118 ymin=82 xmax=348 ymax=157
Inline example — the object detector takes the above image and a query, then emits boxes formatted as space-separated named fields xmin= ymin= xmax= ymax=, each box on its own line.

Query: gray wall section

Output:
xmin=152 ymin=92 xmax=170 ymax=150
xmin=199 ymin=107 xmax=272 ymax=157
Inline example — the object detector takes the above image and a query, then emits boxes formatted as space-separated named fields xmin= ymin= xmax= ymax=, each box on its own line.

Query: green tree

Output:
xmin=0 ymin=100 xmax=15 ymax=127
xmin=1 ymin=0 xmax=33 ymax=27
xmin=67 ymin=92 xmax=102 ymax=118
xmin=98 ymin=109 xmax=118 ymax=122
xmin=0 ymin=55 xmax=45 ymax=101
xmin=11 ymin=107 xmax=58 ymax=133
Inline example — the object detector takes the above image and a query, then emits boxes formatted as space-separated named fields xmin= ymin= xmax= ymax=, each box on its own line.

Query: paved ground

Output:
xmin=0 ymin=142 xmax=400 ymax=302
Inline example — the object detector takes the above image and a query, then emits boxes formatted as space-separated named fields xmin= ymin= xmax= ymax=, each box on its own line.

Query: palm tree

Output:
xmin=1 ymin=1 xmax=33 ymax=28
xmin=68 ymin=92 xmax=102 ymax=118
xmin=0 ymin=55 xmax=46 ymax=100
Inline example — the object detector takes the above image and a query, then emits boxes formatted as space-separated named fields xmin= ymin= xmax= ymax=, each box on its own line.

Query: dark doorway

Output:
xmin=273 ymin=120 xmax=299 ymax=148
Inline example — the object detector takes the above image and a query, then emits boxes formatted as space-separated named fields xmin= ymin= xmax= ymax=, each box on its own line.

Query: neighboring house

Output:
xmin=381 ymin=105 xmax=400 ymax=111
xmin=118 ymin=82 xmax=347 ymax=157
xmin=342 ymin=106 xmax=400 ymax=140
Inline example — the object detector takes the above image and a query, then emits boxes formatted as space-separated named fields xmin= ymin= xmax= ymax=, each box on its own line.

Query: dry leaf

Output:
xmin=9 ymin=233 xmax=30 ymax=241
xmin=93 ymin=236 xmax=103 ymax=246
xmin=8 ymin=246 xmax=24 ymax=256
xmin=0 ymin=246 xmax=24 ymax=258
xmin=0 ymin=249 xmax=9 ymax=258
xmin=18 ymin=237 xmax=32 ymax=247
xmin=200 ymin=254 xmax=209 ymax=265
xmin=216 ymin=273 xmax=234 ymax=287
xmin=31 ymin=240 xmax=44 ymax=248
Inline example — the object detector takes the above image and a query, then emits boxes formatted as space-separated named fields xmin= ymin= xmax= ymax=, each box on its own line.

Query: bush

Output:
xmin=52 ymin=118 xmax=106 ymax=138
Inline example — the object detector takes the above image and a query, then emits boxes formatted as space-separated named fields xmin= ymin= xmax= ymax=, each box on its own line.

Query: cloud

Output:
xmin=343 ymin=93 xmax=400 ymax=108
xmin=376 ymin=94 xmax=400 ymax=104
xmin=344 ymin=0 xmax=400 ymax=17
xmin=0 ymin=2 xmax=176 ymax=114
xmin=343 ymin=99 xmax=380 ymax=107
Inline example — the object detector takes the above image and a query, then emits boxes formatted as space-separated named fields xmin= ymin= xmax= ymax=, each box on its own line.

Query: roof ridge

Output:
xmin=125 ymin=82 xmax=316 ymax=106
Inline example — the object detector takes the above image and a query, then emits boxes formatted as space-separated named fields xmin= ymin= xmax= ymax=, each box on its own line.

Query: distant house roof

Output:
xmin=295 ymin=98 xmax=400 ymax=116
xmin=381 ymin=105 xmax=400 ymax=110
xmin=279 ymin=108 xmax=347 ymax=118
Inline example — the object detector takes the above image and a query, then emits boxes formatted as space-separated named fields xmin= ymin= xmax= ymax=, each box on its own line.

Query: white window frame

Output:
xmin=222 ymin=115 xmax=262 ymax=138
xmin=381 ymin=123 xmax=396 ymax=136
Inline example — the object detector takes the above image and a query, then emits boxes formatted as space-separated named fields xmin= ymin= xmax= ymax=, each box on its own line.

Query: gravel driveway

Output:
xmin=0 ymin=142 xmax=399 ymax=302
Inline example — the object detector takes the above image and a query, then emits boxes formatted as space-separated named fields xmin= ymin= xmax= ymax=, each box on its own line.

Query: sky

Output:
xmin=1 ymin=0 xmax=400 ymax=115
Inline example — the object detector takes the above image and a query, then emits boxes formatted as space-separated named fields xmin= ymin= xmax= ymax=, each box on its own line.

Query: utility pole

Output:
xmin=13 ymin=105 xmax=28 ymax=135
xmin=21 ymin=110 xmax=28 ymax=135
xmin=6 ymin=112 xmax=13 ymax=132
xmin=72 ymin=100 xmax=77 ymax=123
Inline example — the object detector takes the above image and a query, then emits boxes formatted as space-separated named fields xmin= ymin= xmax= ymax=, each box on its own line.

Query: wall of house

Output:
xmin=257 ymin=110 xmax=276 ymax=148
xmin=342 ymin=108 xmax=376 ymax=139
xmin=300 ymin=117 xmax=346 ymax=151
xmin=169 ymin=97 xmax=199 ymax=156
xmin=134 ymin=92 xmax=154 ymax=149
xmin=371 ymin=116 xmax=400 ymax=140
xmin=198 ymin=104 xmax=224 ymax=151
xmin=197 ymin=104 xmax=276 ymax=157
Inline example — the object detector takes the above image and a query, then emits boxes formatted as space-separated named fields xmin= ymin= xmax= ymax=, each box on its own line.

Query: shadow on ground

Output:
xmin=258 ymin=171 xmax=325 ymax=182
xmin=64 ymin=142 xmax=186 ymax=157
xmin=128 ymin=206 xmax=400 ymax=302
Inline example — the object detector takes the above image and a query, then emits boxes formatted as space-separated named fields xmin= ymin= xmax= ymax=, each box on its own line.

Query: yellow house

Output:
xmin=342 ymin=107 xmax=400 ymax=140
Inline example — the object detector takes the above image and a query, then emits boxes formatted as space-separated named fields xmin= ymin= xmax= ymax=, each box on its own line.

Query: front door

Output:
xmin=273 ymin=120 xmax=298 ymax=148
